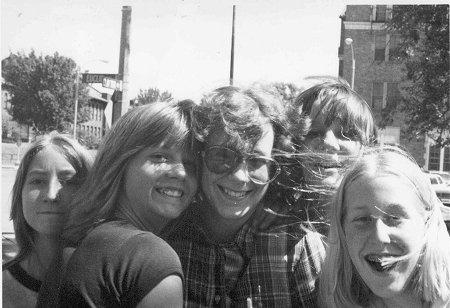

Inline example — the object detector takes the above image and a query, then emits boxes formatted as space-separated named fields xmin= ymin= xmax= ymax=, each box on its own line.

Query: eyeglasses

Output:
xmin=202 ymin=146 xmax=280 ymax=184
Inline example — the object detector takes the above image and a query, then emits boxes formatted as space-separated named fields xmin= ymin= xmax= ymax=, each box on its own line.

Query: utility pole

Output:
xmin=73 ymin=71 xmax=79 ymax=138
xmin=112 ymin=6 xmax=132 ymax=124
xmin=229 ymin=5 xmax=236 ymax=86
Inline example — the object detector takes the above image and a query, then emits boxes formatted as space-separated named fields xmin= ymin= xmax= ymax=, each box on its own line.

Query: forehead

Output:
xmin=28 ymin=146 xmax=76 ymax=174
xmin=344 ymin=174 xmax=424 ymax=215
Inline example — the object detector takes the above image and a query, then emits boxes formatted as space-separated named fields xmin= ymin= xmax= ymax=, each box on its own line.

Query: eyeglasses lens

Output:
xmin=204 ymin=147 xmax=279 ymax=184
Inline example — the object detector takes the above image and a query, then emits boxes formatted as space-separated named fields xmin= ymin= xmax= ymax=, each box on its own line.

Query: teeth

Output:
xmin=365 ymin=254 xmax=397 ymax=272
xmin=158 ymin=188 xmax=183 ymax=198
xmin=222 ymin=187 xmax=247 ymax=198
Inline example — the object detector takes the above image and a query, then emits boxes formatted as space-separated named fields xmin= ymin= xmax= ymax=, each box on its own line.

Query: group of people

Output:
xmin=3 ymin=78 xmax=450 ymax=307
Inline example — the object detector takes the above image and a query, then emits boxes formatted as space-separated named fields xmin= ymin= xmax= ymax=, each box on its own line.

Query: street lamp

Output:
xmin=345 ymin=37 xmax=355 ymax=90
xmin=73 ymin=59 xmax=109 ymax=139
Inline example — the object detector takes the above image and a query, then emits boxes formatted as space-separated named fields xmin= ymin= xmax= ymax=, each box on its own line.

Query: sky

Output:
xmin=2 ymin=0 xmax=445 ymax=101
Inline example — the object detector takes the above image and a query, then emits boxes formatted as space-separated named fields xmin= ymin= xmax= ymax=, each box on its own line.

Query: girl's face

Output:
xmin=201 ymin=123 xmax=274 ymax=223
xmin=302 ymin=101 xmax=363 ymax=187
xmin=122 ymin=143 xmax=197 ymax=230
xmin=343 ymin=174 xmax=426 ymax=302
xmin=22 ymin=146 xmax=79 ymax=236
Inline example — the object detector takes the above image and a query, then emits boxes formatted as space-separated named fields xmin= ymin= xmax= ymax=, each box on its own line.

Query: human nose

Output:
xmin=168 ymin=162 xmax=188 ymax=179
xmin=229 ymin=161 xmax=251 ymax=182
xmin=371 ymin=218 xmax=391 ymax=243
xmin=322 ymin=130 xmax=340 ymax=152
xmin=44 ymin=177 xmax=62 ymax=202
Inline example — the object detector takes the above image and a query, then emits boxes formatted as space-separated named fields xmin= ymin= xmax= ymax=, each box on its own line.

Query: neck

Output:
xmin=20 ymin=233 xmax=61 ymax=281
xmin=201 ymin=203 xmax=252 ymax=243
xmin=377 ymin=293 xmax=424 ymax=308
xmin=116 ymin=197 xmax=168 ymax=235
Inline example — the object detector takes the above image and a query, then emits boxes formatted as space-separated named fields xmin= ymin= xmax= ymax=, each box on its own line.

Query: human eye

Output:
xmin=384 ymin=214 xmax=402 ymax=226
xmin=149 ymin=153 xmax=169 ymax=163
xmin=353 ymin=215 xmax=373 ymax=223
xmin=27 ymin=177 xmax=46 ymax=185
xmin=248 ymin=156 xmax=269 ymax=169
xmin=338 ymin=126 xmax=359 ymax=141
xmin=61 ymin=176 xmax=81 ymax=186
xmin=305 ymin=130 xmax=322 ymax=140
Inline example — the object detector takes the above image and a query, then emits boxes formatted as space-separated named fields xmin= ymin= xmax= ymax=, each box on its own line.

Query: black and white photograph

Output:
xmin=2 ymin=1 xmax=450 ymax=307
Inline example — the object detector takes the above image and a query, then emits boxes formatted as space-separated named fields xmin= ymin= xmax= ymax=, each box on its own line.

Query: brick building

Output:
xmin=338 ymin=5 xmax=449 ymax=171
xmin=76 ymin=87 xmax=111 ymax=143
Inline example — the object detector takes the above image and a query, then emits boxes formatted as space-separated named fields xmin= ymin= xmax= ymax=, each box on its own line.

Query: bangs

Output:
xmin=138 ymin=103 xmax=195 ymax=155
xmin=323 ymin=96 xmax=375 ymax=145
xmin=160 ymin=118 xmax=193 ymax=153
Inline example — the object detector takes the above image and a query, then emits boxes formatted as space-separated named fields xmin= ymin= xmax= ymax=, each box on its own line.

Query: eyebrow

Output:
xmin=28 ymin=169 xmax=76 ymax=176
xmin=375 ymin=204 xmax=408 ymax=216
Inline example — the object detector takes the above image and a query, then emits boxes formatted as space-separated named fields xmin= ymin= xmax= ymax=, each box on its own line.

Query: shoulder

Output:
xmin=3 ymin=268 xmax=38 ymax=308
xmin=72 ymin=221 xmax=181 ymax=267
xmin=292 ymin=230 xmax=326 ymax=272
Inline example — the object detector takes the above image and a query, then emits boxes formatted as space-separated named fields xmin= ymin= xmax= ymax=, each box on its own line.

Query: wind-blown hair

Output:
xmin=63 ymin=100 xmax=197 ymax=246
xmin=264 ymin=80 xmax=378 ymax=227
xmin=3 ymin=132 xmax=92 ymax=269
xmin=192 ymin=85 xmax=287 ymax=153
xmin=319 ymin=145 xmax=450 ymax=307
xmin=287 ymin=80 xmax=377 ymax=147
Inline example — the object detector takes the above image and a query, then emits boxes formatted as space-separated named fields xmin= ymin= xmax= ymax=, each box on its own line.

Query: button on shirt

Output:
xmin=166 ymin=204 xmax=326 ymax=307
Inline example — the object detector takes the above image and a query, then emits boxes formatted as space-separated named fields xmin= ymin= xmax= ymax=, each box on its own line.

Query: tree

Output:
xmin=1 ymin=51 xmax=90 ymax=133
xmin=133 ymin=87 xmax=173 ymax=106
xmin=387 ymin=5 xmax=449 ymax=147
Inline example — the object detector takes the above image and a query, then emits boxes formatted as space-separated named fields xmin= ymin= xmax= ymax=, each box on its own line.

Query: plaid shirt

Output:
xmin=166 ymin=205 xmax=326 ymax=307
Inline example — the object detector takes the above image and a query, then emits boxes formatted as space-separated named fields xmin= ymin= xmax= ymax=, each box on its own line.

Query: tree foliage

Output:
xmin=134 ymin=87 xmax=173 ymax=106
xmin=2 ymin=51 xmax=90 ymax=133
xmin=387 ymin=5 xmax=449 ymax=147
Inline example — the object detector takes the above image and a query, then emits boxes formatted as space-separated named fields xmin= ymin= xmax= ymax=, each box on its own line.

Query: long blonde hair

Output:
xmin=319 ymin=145 xmax=450 ymax=307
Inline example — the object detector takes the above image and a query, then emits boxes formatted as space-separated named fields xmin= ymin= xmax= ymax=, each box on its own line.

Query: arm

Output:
xmin=136 ymin=275 xmax=183 ymax=308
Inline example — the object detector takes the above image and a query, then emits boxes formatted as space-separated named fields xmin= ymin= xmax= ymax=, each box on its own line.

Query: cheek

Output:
xmin=59 ymin=186 xmax=78 ymax=204
xmin=341 ymin=140 xmax=362 ymax=155
xmin=304 ymin=138 xmax=321 ymax=150
xmin=22 ymin=187 xmax=40 ymax=206
xmin=344 ymin=225 xmax=365 ymax=255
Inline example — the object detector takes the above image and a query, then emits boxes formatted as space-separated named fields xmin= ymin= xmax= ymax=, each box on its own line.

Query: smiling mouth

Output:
xmin=219 ymin=186 xmax=250 ymax=199
xmin=364 ymin=254 xmax=399 ymax=272
xmin=156 ymin=187 xmax=184 ymax=198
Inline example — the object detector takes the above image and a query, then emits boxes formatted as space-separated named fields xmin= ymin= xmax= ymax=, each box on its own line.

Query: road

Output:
xmin=1 ymin=167 xmax=16 ymax=233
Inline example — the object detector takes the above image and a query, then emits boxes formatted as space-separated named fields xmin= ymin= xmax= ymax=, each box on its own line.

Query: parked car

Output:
xmin=428 ymin=171 xmax=450 ymax=185
xmin=427 ymin=173 xmax=450 ymax=207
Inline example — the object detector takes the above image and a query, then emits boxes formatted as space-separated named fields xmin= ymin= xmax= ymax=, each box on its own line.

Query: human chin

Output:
xmin=355 ymin=253 xmax=419 ymax=299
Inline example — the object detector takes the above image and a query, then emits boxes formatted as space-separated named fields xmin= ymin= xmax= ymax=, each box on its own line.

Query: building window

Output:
xmin=428 ymin=146 xmax=441 ymax=171
xmin=372 ymin=82 xmax=384 ymax=110
xmin=375 ymin=5 xmax=387 ymax=22
xmin=386 ymin=82 xmax=401 ymax=108
xmin=444 ymin=147 xmax=450 ymax=172
xmin=388 ymin=34 xmax=401 ymax=61
xmin=374 ymin=34 xmax=386 ymax=61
